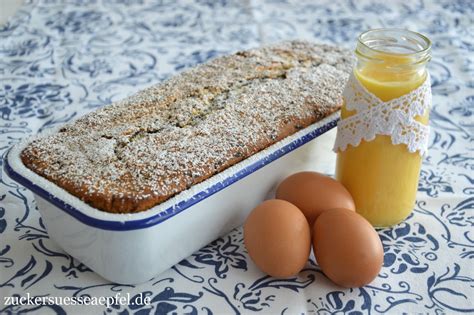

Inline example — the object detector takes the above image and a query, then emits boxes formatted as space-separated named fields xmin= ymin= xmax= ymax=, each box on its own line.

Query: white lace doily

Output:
xmin=333 ymin=72 xmax=432 ymax=156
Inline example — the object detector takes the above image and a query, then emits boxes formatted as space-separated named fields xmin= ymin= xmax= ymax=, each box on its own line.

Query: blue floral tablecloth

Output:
xmin=1 ymin=0 xmax=473 ymax=314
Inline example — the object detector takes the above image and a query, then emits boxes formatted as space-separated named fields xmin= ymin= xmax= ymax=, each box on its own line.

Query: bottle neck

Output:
xmin=353 ymin=29 xmax=431 ymax=100
xmin=355 ymin=29 xmax=431 ymax=82
xmin=355 ymin=46 xmax=429 ymax=84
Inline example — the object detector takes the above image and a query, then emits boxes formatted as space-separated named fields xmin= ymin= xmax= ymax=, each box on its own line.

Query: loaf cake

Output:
xmin=21 ymin=41 xmax=352 ymax=213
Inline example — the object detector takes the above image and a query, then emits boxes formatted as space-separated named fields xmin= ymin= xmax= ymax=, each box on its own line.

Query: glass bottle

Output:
xmin=335 ymin=29 xmax=432 ymax=227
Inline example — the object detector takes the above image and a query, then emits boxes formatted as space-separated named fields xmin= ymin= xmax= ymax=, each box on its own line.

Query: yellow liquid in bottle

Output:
xmin=336 ymin=54 xmax=429 ymax=227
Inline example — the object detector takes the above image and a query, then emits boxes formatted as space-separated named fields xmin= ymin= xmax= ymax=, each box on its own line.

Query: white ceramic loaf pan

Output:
xmin=4 ymin=112 xmax=339 ymax=284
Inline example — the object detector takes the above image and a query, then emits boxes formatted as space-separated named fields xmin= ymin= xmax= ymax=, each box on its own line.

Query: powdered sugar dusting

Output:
xmin=21 ymin=40 xmax=352 ymax=213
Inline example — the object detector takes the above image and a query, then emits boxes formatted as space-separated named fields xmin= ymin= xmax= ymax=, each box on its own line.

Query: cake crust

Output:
xmin=21 ymin=41 xmax=353 ymax=213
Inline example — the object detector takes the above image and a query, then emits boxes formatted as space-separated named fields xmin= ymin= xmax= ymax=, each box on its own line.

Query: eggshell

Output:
xmin=276 ymin=171 xmax=355 ymax=225
xmin=312 ymin=208 xmax=383 ymax=288
xmin=244 ymin=199 xmax=311 ymax=278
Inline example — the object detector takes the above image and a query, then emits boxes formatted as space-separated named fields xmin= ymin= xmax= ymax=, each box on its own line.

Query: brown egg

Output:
xmin=312 ymin=208 xmax=383 ymax=288
xmin=244 ymin=199 xmax=311 ymax=278
xmin=276 ymin=171 xmax=355 ymax=225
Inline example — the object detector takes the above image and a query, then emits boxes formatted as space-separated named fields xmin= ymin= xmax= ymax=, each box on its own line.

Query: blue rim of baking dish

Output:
xmin=4 ymin=117 xmax=338 ymax=231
